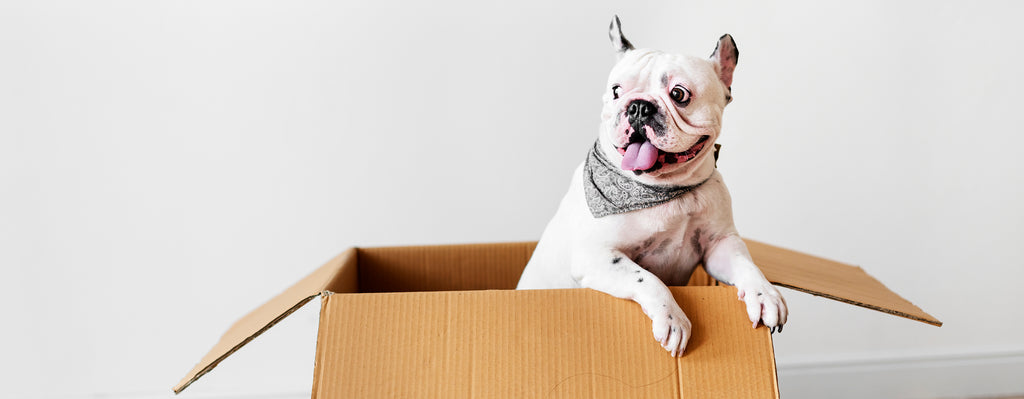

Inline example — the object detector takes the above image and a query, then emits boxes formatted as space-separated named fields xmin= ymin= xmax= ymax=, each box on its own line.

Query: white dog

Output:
xmin=517 ymin=16 xmax=787 ymax=357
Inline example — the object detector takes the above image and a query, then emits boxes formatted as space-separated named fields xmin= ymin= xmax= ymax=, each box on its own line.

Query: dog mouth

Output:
xmin=616 ymin=136 xmax=710 ymax=175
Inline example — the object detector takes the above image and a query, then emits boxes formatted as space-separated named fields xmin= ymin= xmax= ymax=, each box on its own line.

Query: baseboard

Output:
xmin=34 ymin=350 xmax=1024 ymax=399
xmin=777 ymin=349 xmax=1024 ymax=399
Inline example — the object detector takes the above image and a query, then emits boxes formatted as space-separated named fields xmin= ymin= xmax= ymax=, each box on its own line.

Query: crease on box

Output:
xmin=173 ymin=248 xmax=359 ymax=394
xmin=173 ymin=239 xmax=941 ymax=394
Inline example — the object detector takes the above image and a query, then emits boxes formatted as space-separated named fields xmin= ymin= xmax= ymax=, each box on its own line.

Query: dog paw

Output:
xmin=649 ymin=302 xmax=692 ymax=357
xmin=736 ymin=281 xmax=788 ymax=332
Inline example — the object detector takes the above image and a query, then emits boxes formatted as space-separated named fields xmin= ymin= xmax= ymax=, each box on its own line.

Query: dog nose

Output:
xmin=628 ymin=100 xmax=656 ymax=121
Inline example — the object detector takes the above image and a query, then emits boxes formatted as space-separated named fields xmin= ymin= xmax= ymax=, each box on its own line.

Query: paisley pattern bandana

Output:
xmin=582 ymin=140 xmax=719 ymax=218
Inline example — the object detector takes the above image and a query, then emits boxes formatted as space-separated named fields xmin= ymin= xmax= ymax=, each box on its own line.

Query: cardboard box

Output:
xmin=174 ymin=240 xmax=940 ymax=398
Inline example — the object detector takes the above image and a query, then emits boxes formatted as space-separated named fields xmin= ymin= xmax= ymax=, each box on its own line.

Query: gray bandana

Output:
xmin=582 ymin=140 xmax=718 ymax=218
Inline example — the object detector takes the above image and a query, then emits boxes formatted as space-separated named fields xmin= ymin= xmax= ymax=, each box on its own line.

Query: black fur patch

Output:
xmin=691 ymin=228 xmax=702 ymax=255
xmin=628 ymin=129 xmax=645 ymax=144
xmin=710 ymin=33 xmax=739 ymax=63
xmin=609 ymin=16 xmax=635 ymax=52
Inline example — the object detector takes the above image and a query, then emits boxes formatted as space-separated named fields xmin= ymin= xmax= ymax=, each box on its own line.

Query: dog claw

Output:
xmin=778 ymin=324 xmax=783 ymax=333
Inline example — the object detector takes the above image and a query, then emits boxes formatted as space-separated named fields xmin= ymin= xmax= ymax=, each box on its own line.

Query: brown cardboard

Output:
xmin=174 ymin=240 xmax=941 ymax=397
xmin=744 ymin=239 xmax=942 ymax=326
xmin=311 ymin=288 xmax=777 ymax=398
xmin=357 ymin=242 xmax=536 ymax=292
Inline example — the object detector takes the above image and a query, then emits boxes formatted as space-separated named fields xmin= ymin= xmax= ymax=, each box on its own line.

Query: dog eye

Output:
xmin=670 ymin=86 xmax=691 ymax=105
xmin=612 ymin=85 xmax=621 ymax=99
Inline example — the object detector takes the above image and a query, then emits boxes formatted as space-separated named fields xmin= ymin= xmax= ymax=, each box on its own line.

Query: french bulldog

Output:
xmin=516 ymin=16 xmax=787 ymax=357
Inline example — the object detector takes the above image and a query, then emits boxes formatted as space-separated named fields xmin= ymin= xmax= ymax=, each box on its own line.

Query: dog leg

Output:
xmin=704 ymin=234 xmax=788 ymax=330
xmin=572 ymin=249 xmax=692 ymax=356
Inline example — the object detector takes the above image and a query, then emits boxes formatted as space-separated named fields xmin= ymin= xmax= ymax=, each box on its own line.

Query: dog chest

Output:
xmin=615 ymin=206 xmax=704 ymax=285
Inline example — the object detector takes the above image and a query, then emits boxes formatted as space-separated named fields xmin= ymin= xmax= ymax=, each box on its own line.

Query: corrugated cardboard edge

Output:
xmin=745 ymin=239 xmax=942 ymax=327
xmin=769 ymin=332 xmax=781 ymax=398
xmin=310 ymin=292 xmax=334 ymax=399
xmin=173 ymin=248 xmax=359 ymax=394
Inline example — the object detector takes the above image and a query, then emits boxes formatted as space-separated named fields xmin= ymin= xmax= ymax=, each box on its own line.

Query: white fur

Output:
xmin=517 ymin=21 xmax=787 ymax=357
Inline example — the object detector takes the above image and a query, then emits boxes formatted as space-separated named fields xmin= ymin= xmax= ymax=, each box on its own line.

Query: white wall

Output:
xmin=2 ymin=1 xmax=1022 ymax=398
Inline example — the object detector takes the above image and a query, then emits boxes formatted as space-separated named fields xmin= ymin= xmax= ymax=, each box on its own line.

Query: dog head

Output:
xmin=599 ymin=16 xmax=738 ymax=186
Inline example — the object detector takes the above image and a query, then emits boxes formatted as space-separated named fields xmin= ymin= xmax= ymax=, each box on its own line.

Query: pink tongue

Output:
xmin=621 ymin=141 xmax=659 ymax=171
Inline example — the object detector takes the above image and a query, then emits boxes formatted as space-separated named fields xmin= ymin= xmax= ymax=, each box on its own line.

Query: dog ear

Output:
xmin=609 ymin=15 xmax=634 ymax=58
xmin=709 ymin=34 xmax=739 ymax=91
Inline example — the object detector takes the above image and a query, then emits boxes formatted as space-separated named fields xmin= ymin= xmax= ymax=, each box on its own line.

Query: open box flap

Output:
xmin=173 ymin=248 xmax=359 ymax=394
xmin=744 ymin=239 xmax=942 ymax=327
